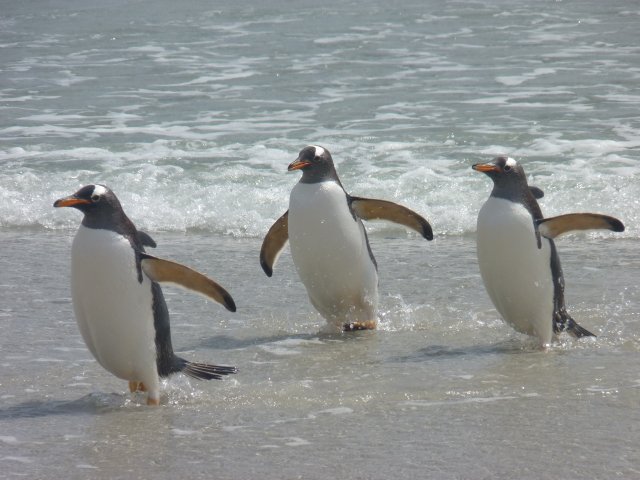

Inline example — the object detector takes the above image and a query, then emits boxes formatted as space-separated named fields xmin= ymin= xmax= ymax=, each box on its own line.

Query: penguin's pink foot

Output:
xmin=128 ymin=381 xmax=148 ymax=392
xmin=343 ymin=320 xmax=377 ymax=331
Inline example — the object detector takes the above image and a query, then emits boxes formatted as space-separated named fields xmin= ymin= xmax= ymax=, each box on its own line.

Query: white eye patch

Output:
xmin=505 ymin=157 xmax=517 ymax=169
xmin=312 ymin=145 xmax=325 ymax=157
xmin=92 ymin=185 xmax=108 ymax=197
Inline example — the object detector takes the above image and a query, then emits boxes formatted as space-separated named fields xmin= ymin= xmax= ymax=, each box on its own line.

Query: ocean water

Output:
xmin=1 ymin=0 xmax=639 ymax=479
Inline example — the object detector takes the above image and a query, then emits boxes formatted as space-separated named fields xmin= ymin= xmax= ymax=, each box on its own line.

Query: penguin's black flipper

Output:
xmin=260 ymin=210 xmax=289 ymax=277
xmin=529 ymin=186 xmax=544 ymax=199
xmin=350 ymin=197 xmax=433 ymax=240
xmin=137 ymin=231 xmax=157 ymax=248
xmin=140 ymin=253 xmax=236 ymax=312
xmin=537 ymin=213 xmax=624 ymax=239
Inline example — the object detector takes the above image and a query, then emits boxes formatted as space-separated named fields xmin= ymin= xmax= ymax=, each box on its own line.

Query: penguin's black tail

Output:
xmin=178 ymin=359 xmax=237 ymax=380
xmin=553 ymin=309 xmax=596 ymax=339
xmin=567 ymin=321 xmax=596 ymax=339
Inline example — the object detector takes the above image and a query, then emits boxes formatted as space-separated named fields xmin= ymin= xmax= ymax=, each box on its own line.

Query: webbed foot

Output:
xmin=128 ymin=381 xmax=148 ymax=392
xmin=343 ymin=320 xmax=377 ymax=331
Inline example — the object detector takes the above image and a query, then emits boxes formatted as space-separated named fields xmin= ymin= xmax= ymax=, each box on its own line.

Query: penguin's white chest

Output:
xmin=476 ymin=197 xmax=554 ymax=342
xmin=70 ymin=225 xmax=157 ymax=381
xmin=288 ymin=181 xmax=378 ymax=324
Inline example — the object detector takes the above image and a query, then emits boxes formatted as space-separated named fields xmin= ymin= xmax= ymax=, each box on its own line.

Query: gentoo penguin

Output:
xmin=473 ymin=156 xmax=625 ymax=346
xmin=54 ymin=184 xmax=237 ymax=405
xmin=260 ymin=145 xmax=433 ymax=331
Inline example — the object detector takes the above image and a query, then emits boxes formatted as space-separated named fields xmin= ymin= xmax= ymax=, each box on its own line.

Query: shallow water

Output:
xmin=1 ymin=0 xmax=639 ymax=478
xmin=1 ymin=231 xmax=639 ymax=479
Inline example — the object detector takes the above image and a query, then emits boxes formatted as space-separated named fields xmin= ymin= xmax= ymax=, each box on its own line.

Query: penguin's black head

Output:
xmin=288 ymin=145 xmax=339 ymax=184
xmin=54 ymin=184 xmax=130 ymax=229
xmin=54 ymin=184 xmax=120 ymax=212
xmin=472 ymin=156 xmax=530 ymax=197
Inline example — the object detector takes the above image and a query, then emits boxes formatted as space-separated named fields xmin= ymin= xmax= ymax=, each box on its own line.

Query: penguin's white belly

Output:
xmin=71 ymin=226 xmax=158 ymax=383
xmin=288 ymin=182 xmax=378 ymax=325
xmin=476 ymin=197 xmax=554 ymax=343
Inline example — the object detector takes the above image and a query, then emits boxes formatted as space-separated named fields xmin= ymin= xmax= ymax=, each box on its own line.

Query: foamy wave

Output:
xmin=1 ymin=139 xmax=637 ymax=239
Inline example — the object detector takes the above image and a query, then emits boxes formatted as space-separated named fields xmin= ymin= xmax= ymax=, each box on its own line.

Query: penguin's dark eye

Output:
xmin=503 ymin=165 xmax=512 ymax=172
xmin=91 ymin=194 xmax=100 ymax=202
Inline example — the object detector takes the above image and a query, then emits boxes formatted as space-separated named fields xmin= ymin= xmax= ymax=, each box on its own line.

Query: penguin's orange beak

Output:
xmin=288 ymin=159 xmax=311 ymax=171
xmin=472 ymin=163 xmax=499 ymax=173
xmin=53 ymin=196 xmax=90 ymax=208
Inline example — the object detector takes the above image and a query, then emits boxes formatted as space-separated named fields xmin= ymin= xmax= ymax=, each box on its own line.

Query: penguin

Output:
xmin=472 ymin=156 xmax=625 ymax=346
xmin=54 ymin=184 xmax=237 ymax=405
xmin=260 ymin=145 xmax=433 ymax=331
